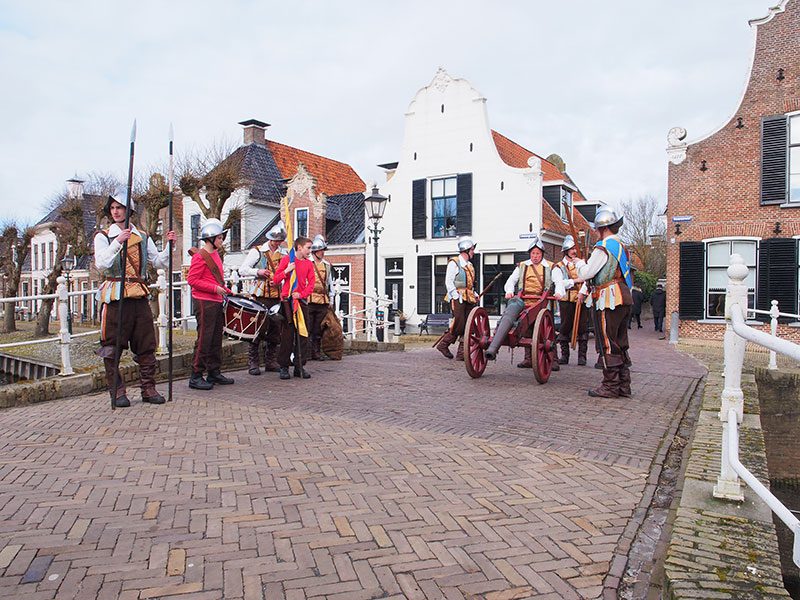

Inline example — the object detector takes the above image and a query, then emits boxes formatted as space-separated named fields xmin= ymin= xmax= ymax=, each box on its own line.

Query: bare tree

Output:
xmin=0 ymin=221 xmax=35 ymax=333
xmin=619 ymin=194 xmax=667 ymax=278
xmin=178 ymin=139 xmax=246 ymax=229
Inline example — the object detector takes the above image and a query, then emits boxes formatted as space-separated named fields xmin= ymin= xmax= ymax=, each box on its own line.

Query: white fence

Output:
xmin=0 ymin=268 xmax=392 ymax=378
xmin=713 ymin=254 xmax=799 ymax=569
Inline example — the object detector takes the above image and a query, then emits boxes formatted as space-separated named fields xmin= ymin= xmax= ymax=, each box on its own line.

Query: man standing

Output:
xmin=651 ymin=284 xmax=666 ymax=333
xmin=238 ymin=221 xmax=287 ymax=375
xmin=94 ymin=190 xmax=176 ymax=408
xmin=630 ymin=284 xmax=644 ymax=329
xmin=187 ymin=219 xmax=235 ymax=390
xmin=274 ymin=237 xmax=315 ymax=380
xmin=552 ymin=235 xmax=589 ymax=366
xmin=575 ymin=206 xmax=633 ymax=398
xmin=504 ymin=236 xmax=559 ymax=371
xmin=308 ymin=234 xmax=334 ymax=361
xmin=435 ymin=237 xmax=477 ymax=361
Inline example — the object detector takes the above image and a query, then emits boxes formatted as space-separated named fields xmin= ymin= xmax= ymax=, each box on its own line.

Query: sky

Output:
xmin=0 ymin=0 xmax=776 ymax=223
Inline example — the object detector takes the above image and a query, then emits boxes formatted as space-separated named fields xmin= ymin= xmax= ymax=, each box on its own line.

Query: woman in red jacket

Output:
xmin=274 ymin=237 xmax=315 ymax=380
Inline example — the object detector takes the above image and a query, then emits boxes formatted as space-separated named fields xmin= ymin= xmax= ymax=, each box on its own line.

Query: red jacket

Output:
xmin=274 ymin=255 xmax=315 ymax=300
xmin=187 ymin=249 xmax=227 ymax=303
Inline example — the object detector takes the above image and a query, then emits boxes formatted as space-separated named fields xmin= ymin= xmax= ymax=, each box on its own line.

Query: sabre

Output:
xmin=111 ymin=119 xmax=137 ymax=410
xmin=167 ymin=123 xmax=174 ymax=402
xmin=430 ymin=272 xmax=503 ymax=349
xmin=562 ymin=199 xmax=584 ymax=350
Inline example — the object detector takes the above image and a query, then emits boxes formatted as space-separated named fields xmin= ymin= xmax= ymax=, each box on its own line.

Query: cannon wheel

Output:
xmin=464 ymin=306 xmax=490 ymax=379
xmin=532 ymin=308 xmax=556 ymax=384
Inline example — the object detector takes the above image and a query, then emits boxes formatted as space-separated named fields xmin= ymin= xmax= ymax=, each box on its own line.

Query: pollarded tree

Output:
xmin=619 ymin=194 xmax=667 ymax=279
xmin=0 ymin=222 xmax=35 ymax=333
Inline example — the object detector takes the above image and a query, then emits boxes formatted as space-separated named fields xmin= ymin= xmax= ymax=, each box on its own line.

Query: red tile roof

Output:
xmin=267 ymin=140 xmax=364 ymax=196
xmin=491 ymin=130 xmax=564 ymax=182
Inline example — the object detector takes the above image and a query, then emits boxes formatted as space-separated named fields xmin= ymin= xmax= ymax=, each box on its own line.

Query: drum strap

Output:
xmin=199 ymin=249 xmax=225 ymax=286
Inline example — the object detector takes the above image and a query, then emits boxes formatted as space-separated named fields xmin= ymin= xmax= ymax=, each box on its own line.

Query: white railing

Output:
xmin=747 ymin=300 xmax=800 ymax=370
xmin=713 ymin=254 xmax=800 ymax=569
xmin=331 ymin=281 xmax=393 ymax=342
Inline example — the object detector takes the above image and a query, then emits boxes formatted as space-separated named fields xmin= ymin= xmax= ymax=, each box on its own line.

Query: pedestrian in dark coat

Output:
xmin=629 ymin=286 xmax=644 ymax=329
xmin=651 ymin=284 xmax=666 ymax=333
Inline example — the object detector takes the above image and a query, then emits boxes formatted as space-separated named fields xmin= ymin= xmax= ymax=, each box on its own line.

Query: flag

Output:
xmin=282 ymin=196 xmax=308 ymax=337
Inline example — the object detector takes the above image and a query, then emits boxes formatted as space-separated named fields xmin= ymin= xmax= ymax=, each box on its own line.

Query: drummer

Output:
xmin=238 ymin=221 xmax=287 ymax=375
xmin=186 ymin=219 xmax=235 ymax=390
xmin=503 ymin=235 xmax=559 ymax=371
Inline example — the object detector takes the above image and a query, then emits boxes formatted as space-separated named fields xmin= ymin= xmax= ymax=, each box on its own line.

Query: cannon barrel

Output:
xmin=485 ymin=297 xmax=525 ymax=359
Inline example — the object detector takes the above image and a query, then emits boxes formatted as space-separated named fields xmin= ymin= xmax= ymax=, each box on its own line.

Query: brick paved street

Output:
xmin=0 ymin=326 xmax=704 ymax=599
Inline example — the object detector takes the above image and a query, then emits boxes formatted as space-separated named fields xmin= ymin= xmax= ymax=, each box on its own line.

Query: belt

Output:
xmin=591 ymin=278 xmax=623 ymax=299
xmin=107 ymin=277 xmax=147 ymax=284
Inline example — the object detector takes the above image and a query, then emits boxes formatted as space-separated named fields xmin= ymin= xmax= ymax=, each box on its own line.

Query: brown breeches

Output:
xmin=594 ymin=305 xmax=631 ymax=367
xmin=449 ymin=300 xmax=476 ymax=338
xmin=557 ymin=300 xmax=589 ymax=343
xmin=192 ymin=299 xmax=224 ymax=375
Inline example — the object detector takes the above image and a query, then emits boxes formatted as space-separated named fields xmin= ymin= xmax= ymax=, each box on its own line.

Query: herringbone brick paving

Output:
xmin=0 ymin=327 xmax=703 ymax=599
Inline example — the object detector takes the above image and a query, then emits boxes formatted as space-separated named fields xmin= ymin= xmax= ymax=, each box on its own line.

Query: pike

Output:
xmin=111 ymin=119 xmax=137 ymax=410
xmin=167 ymin=124 xmax=174 ymax=402
xmin=561 ymin=199 xmax=584 ymax=350
xmin=431 ymin=272 xmax=503 ymax=349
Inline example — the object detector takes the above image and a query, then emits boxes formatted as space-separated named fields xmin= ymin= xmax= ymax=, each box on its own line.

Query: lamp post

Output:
xmin=60 ymin=254 xmax=75 ymax=334
xmin=364 ymin=184 xmax=388 ymax=341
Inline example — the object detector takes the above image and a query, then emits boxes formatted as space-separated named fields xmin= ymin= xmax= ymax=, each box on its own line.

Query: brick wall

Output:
xmin=667 ymin=2 xmax=800 ymax=340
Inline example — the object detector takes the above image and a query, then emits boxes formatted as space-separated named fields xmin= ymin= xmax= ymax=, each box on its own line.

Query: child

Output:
xmin=274 ymin=237 xmax=315 ymax=380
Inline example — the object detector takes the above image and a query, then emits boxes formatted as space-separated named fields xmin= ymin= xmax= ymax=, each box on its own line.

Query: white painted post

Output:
xmin=380 ymin=294 xmax=391 ymax=342
xmin=713 ymin=254 xmax=747 ymax=501
xmin=369 ymin=295 xmax=377 ymax=342
xmin=230 ymin=269 xmax=240 ymax=295
xmin=57 ymin=276 xmax=74 ymax=376
xmin=769 ymin=300 xmax=779 ymax=370
xmin=156 ymin=269 xmax=168 ymax=356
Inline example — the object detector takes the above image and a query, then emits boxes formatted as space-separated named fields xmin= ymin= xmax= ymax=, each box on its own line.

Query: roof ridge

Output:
xmin=267 ymin=139 xmax=356 ymax=169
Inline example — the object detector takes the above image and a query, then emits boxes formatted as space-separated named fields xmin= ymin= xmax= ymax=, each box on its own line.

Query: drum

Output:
xmin=223 ymin=296 xmax=268 ymax=341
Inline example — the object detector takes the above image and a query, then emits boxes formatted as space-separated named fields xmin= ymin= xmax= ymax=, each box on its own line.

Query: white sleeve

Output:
xmin=445 ymin=260 xmax=460 ymax=300
xmin=238 ymin=248 xmax=261 ymax=277
xmin=327 ymin=265 xmax=334 ymax=305
xmin=149 ymin=237 xmax=170 ymax=270
xmin=575 ymin=248 xmax=608 ymax=281
xmin=93 ymin=233 xmax=122 ymax=270
xmin=552 ymin=267 xmax=567 ymax=297
xmin=504 ymin=266 xmax=520 ymax=295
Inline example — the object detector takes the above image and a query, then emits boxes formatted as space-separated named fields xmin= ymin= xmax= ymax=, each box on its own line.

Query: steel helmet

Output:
xmin=592 ymin=205 xmax=623 ymax=229
xmin=561 ymin=235 xmax=576 ymax=252
xmin=457 ymin=236 xmax=476 ymax=252
xmin=199 ymin=218 xmax=227 ymax=241
xmin=265 ymin=220 xmax=287 ymax=241
xmin=104 ymin=187 xmax=136 ymax=216
xmin=311 ymin=234 xmax=328 ymax=252
xmin=527 ymin=236 xmax=545 ymax=252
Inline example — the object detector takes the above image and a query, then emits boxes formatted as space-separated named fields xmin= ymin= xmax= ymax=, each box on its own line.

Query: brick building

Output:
xmin=667 ymin=0 xmax=800 ymax=341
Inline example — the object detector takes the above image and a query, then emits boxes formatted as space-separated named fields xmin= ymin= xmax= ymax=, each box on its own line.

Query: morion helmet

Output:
xmin=311 ymin=234 xmax=328 ymax=252
xmin=592 ymin=205 xmax=623 ymax=229
xmin=527 ymin=236 xmax=545 ymax=252
xmin=265 ymin=220 xmax=287 ymax=241
xmin=104 ymin=187 xmax=136 ymax=216
xmin=199 ymin=218 xmax=228 ymax=241
xmin=457 ymin=236 xmax=476 ymax=252
xmin=561 ymin=235 xmax=576 ymax=252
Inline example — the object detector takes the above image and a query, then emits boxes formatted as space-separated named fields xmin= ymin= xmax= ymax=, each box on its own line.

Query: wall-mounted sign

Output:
xmin=519 ymin=233 xmax=538 ymax=239
xmin=385 ymin=257 xmax=404 ymax=276
xmin=671 ymin=215 xmax=693 ymax=223
xmin=331 ymin=264 xmax=351 ymax=288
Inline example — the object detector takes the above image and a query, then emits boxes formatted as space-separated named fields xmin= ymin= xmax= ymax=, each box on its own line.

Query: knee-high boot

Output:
xmin=618 ymin=365 xmax=632 ymax=397
xmin=588 ymin=367 xmax=620 ymax=398
xmin=517 ymin=345 xmax=532 ymax=368
xmin=135 ymin=353 xmax=164 ymax=403
xmin=435 ymin=332 xmax=456 ymax=359
xmin=263 ymin=343 xmax=280 ymax=372
xmin=248 ymin=341 xmax=261 ymax=375
xmin=577 ymin=340 xmax=588 ymax=366
xmin=455 ymin=339 xmax=465 ymax=361
xmin=558 ymin=341 xmax=570 ymax=365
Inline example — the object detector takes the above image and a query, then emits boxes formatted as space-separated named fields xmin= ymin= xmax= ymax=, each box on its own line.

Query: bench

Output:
xmin=418 ymin=313 xmax=451 ymax=335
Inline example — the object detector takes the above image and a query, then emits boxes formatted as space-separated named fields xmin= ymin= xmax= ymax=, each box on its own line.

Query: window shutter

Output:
xmin=456 ymin=173 xmax=473 ymax=235
xmin=412 ymin=179 xmax=426 ymax=239
xmin=679 ymin=242 xmax=704 ymax=320
xmin=761 ymin=115 xmax=788 ymax=205
xmin=417 ymin=255 xmax=432 ymax=314
xmin=758 ymin=238 xmax=798 ymax=321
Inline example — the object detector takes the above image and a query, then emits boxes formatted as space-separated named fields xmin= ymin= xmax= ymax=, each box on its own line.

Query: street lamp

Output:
xmin=364 ymin=184 xmax=388 ymax=297
xmin=60 ymin=254 xmax=75 ymax=334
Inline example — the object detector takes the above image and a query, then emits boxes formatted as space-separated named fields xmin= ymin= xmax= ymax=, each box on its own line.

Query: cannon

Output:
xmin=463 ymin=293 xmax=557 ymax=384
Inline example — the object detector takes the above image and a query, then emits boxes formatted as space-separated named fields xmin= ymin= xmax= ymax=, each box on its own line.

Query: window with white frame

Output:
xmin=432 ymin=177 xmax=457 ymax=238
xmin=790 ymin=114 xmax=800 ymax=203
xmin=706 ymin=240 xmax=757 ymax=318
xmin=295 ymin=208 xmax=308 ymax=239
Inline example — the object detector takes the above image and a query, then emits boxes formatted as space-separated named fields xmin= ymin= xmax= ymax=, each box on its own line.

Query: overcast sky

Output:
xmin=0 ymin=0 xmax=774 ymax=223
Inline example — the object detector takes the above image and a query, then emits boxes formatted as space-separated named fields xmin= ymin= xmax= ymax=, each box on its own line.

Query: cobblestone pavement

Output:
xmin=0 ymin=326 xmax=705 ymax=599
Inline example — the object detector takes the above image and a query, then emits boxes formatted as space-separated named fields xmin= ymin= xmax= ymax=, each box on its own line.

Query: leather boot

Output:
xmin=189 ymin=372 xmax=213 ymax=390
xmin=577 ymin=340 xmax=588 ymax=366
xmin=135 ymin=353 xmax=164 ymax=403
xmin=208 ymin=370 xmax=234 ymax=385
xmin=455 ymin=340 xmax=465 ymax=361
xmin=517 ymin=346 xmax=532 ymax=368
xmin=248 ymin=341 xmax=261 ymax=375
xmin=263 ymin=343 xmax=280 ymax=372
xmin=588 ymin=367 xmax=620 ymax=398
xmin=594 ymin=355 xmax=604 ymax=369
xmin=279 ymin=367 xmax=291 ymax=380
xmin=618 ymin=365 xmax=632 ymax=397
xmin=435 ymin=332 xmax=455 ymax=359
xmin=104 ymin=358 xmax=130 ymax=407
xmin=558 ymin=342 xmax=570 ymax=365
xmin=310 ymin=340 xmax=322 ymax=361
xmin=293 ymin=366 xmax=311 ymax=379
xmin=550 ymin=347 xmax=560 ymax=371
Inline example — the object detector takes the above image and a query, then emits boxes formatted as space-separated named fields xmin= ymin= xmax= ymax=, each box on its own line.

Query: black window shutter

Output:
xmin=758 ymin=238 xmax=798 ymax=321
xmin=679 ymin=242 xmax=704 ymax=320
xmin=456 ymin=173 xmax=472 ymax=235
xmin=543 ymin=186 xmax=561 ymax=215
xmin=412 ymin=179 xmax=426 ymax=239
xmin=761 ymin=115 xmax=788 ymax=205
xmin=417 ymin=255 xmax=432 ymax=314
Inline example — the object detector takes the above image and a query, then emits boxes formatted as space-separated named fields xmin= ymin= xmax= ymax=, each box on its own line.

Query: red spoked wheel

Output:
xmin=532 ymin=308 xmax=556 ymax=384
xmin=464 ymin=306 xmax=490 ymax=379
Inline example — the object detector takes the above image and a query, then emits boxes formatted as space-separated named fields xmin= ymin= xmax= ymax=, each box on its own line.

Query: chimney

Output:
xmin=239 ymin=119 xmax=270 ymax=146
xmin=66 ymin=176 xmax=84 ymax=200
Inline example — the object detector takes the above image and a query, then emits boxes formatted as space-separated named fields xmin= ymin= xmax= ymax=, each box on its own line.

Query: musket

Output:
xmin=167 ymin=124 xmax=174 ymax=402
xmin=431 ymin=271 xmax=503 ymax=348
xmin=561 ymin=199 xmax=584 ymax=350
xmin=111 ymin=119 xmax=137 ymax=410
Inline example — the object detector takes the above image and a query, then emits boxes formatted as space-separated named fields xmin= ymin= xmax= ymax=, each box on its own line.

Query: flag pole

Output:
xmin=167 ymin=123 xmax=174 ymax=402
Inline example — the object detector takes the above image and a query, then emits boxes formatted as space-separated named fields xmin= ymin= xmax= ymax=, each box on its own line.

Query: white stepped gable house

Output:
xmin=374 ymin=69 xmax=595 ymax=325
